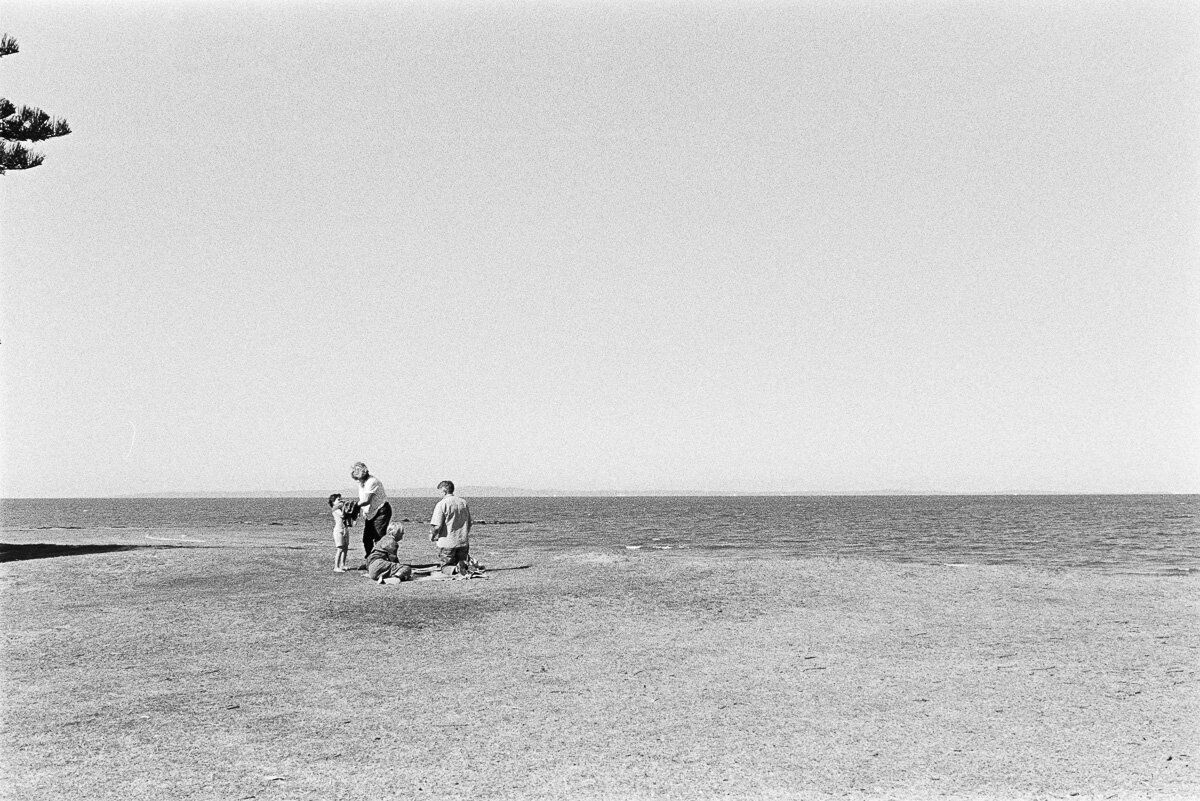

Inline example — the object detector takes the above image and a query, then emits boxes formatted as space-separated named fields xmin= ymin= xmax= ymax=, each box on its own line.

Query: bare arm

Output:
xmin=429 ymin=503 xmax=444 ymax=542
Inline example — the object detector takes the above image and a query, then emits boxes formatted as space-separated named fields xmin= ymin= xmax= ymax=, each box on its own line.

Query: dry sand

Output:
xmin=0 ymin=528 xmax=1196 ymax=800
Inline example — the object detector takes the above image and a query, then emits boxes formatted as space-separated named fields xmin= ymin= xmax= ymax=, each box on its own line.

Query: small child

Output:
xmin=366 ymin=521 xmax=413 ymax=584
xmin=327 ymin=493 xmax=359 ymax=573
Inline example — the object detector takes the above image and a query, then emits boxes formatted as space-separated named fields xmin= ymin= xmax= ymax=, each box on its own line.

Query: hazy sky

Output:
xmin=1 ymin=1 xmax=1197 ymax=497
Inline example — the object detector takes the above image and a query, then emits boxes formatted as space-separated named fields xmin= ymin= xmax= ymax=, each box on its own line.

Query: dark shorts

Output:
xmin=437 ymin=545 xmax=485 ymax=576
xmin=437 ymin=545 xmax=470 ymax=570
xmin=363 ymin=503 xmax=392 ymax=555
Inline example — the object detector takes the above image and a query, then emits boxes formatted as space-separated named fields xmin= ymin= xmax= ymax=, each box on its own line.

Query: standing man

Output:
xmin=429 ymin=480 xmax=481 ymax=576
xmin=352 ymin=462 xmax=391 ymax=562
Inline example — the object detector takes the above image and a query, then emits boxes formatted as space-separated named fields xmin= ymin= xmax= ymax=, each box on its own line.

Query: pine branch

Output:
xmin=1 ymin=103 xmax=71 ymax=142
xmin=0 ymin=141 xmax=46 ymax=173
xmin=0 ymin=37 xmax=69 ymax=174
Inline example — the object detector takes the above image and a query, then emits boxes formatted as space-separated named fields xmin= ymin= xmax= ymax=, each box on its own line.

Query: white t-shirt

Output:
xmin=357 ymin=476 xmax=388 ymax=520
xmin=430 ymin=494 xmax=472 ymax=549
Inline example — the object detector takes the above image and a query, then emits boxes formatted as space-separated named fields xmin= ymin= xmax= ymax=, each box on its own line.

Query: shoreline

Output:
xmin=2 ymin=526 xmax=1196 ymax=579
xmin=5 ymin=496 xmax=1197 ymax=581
xmin=6 ymin=491 xmax=1199 ymax=501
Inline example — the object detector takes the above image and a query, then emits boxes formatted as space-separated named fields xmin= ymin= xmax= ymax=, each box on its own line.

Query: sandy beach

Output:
xmin=1 ymin=528 xmax=1196 ymax=800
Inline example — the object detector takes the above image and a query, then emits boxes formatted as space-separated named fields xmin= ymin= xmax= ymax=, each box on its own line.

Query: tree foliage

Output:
xmin=1 ymin=35 xmax=71 ymax=174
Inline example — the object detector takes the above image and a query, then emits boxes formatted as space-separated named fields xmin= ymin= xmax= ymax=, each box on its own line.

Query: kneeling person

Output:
xmin=367 ymin=521 xmax=412 ymax=584
xmin=429 ymin=480 xmax=484 ymax=576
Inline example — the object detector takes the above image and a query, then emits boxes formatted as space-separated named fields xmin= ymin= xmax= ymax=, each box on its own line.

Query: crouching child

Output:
xmin=366 ymin=521 xmax=412 ymax=585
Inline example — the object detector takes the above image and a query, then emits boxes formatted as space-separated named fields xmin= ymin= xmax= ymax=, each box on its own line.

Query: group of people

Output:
xmin=327 ymin=462 xmax=485 ymax=584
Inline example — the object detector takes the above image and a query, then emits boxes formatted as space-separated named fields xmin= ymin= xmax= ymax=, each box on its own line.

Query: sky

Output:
xmin=1 ymin=1 xmax=1198 ymax=497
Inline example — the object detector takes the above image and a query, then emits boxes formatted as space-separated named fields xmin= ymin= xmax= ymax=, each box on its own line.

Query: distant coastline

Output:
xmin=64 ymin=489 xmax=1199 ymax=499
xmin=3 ymin=490 xmax=1195 ymax=500
xmin=112 ymin=488 xmax=955 ymax=499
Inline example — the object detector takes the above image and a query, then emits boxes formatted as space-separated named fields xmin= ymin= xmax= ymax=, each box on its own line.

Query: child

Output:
xmin=366 ymin=521 xmax=413 ymax=584
xmin=327 ymin=493 xmax=359 ymax=573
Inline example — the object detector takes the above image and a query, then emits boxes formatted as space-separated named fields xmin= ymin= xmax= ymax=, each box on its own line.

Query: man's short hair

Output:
xmin=351 ymin=462 xmax=369 ymax=480
xmin=437 ymin=480 xmax=455 ymax=494
xmin=328 ymin=493 xmax=341 ymax=507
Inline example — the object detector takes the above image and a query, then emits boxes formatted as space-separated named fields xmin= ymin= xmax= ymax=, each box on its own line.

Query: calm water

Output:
xmin=1 ymin=495 xmax=1197 ymax=575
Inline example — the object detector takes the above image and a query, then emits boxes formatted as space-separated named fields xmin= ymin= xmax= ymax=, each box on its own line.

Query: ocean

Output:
xmin=1 ymin=495 xmax=1197 ymax=575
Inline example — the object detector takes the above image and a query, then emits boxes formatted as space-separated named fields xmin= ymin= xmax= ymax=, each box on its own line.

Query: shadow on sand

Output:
xmin=0 ymin=543 xmax=177 ymax=563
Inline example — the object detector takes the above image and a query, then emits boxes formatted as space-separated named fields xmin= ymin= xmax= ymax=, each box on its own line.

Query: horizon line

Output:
xmin=3 ymin=490 xmax=1198 ymax=500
